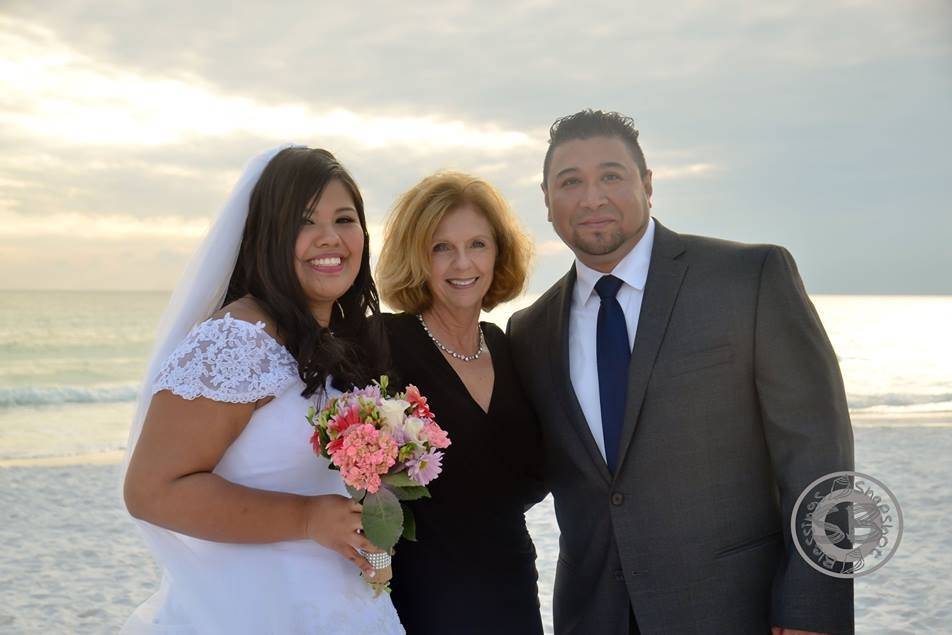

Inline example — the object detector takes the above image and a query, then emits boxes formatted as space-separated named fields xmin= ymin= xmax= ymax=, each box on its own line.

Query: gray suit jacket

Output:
xmin=508 ymin=221 xmax=854 ymax=635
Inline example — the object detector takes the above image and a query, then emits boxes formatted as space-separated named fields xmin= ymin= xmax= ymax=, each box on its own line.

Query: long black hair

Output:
xmin=224 ymin=147 xmax=388 ymax=397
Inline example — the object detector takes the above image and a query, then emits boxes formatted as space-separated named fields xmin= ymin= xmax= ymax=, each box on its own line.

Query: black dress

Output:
xmin=382 ymin=313 xmax=546 ymax=635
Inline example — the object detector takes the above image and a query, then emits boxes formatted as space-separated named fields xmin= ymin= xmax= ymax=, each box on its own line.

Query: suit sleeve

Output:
xmin=754 ymin=246 xmax=855 ymax=634
xmin=504 ymin=316 xmax=550 ymax=507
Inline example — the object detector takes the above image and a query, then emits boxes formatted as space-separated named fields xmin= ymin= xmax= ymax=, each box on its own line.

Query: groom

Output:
xmin=508 ymin=110 xmax=854 ymax=634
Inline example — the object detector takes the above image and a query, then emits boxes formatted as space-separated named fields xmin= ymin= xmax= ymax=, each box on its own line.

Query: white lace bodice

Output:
xmin=152 ymin=313 xmax=298 ymax=402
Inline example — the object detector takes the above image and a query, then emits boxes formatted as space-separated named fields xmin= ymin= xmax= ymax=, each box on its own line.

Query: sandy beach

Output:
xmin=1 ymin=423 xmax=949 ymax=634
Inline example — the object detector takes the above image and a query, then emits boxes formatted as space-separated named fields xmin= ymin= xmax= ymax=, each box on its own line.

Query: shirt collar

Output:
xmin=573 ymin=217 xmax=656 ymax=306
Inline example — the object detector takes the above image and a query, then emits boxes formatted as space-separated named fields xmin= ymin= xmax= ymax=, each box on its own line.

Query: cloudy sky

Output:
xmin=1 ymin=1 xmax=950 ymax=298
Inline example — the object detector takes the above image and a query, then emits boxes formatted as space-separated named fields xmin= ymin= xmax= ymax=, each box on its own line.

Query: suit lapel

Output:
xmin=548 ymin=266 xmax=613 ymax=485
xmin=614 ymin=221 xmax=688 ymax=476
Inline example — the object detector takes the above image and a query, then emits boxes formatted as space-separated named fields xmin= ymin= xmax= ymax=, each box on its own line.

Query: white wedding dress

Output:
xmin=122 ymin=314 xmax=404 ymax=634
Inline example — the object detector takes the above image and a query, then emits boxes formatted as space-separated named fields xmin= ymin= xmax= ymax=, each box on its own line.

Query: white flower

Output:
xmin=378 ymin=398 xmax=411 ymax=432
xmin=403 ymin=416 xmax=426 ymax=444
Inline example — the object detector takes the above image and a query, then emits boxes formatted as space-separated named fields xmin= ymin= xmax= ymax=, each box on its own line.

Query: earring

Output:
xmin=335 ymin=301 xmax=346 ymax=320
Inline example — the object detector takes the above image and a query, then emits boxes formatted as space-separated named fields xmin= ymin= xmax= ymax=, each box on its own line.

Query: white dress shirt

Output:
xmin=568 ymin=217 xmax=656 ymax=463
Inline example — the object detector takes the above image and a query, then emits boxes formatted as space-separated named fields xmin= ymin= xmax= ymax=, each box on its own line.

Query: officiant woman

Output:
xmin=375 ymin=171 xmax=546 ymax=634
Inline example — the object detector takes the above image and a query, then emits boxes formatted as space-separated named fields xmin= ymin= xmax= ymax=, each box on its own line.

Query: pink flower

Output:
xmin=420 ymin=421 xmax=451 ymax=449
xmin=325 ymin=436 xmax=344 ymax=457
xmin=404 ymin=384 xmax=433 ymax=420
xmin=406 ymin=450 xmax=443 ymax=486
xmin=309 ymin=429 xmax=323 ymax=455
xmin=328 ymin=402 xmax=362 ymax=436
xmin=331 ymin=424 xmax=398 ymax=493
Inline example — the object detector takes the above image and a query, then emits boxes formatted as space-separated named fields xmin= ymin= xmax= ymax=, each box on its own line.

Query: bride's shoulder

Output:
xmin=153 ymin=297 xmax=298 ymax=402
xmin=211 ymin=296 xmax=281 ymax=341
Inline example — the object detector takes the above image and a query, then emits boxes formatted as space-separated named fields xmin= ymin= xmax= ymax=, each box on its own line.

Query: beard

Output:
xmin=570 ymin=227 xmax=629 ymax=256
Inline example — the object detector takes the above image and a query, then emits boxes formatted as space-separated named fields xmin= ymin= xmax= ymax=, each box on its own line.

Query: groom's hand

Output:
xmin=772 ymin=627 xmax=830 ymax=635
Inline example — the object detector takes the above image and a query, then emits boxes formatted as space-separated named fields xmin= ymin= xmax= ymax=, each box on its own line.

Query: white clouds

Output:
xmin=0 ymin=16 xmax=532 ymax=152
xmin=516 ymin=173 xmax=543 ymax=187
xmin=366 ymin=222 xmax=386 ymax=261
xmin=0 ymin=3 xmax=948 ymax=293
xmin=651 ymin=163 xmax=718 ymax=179
xmin=0 ymin=210 xmax=209 ymax=240
xmin=0 ymin=211 xmax=203 ymax=291
xmin=536 ymin=239 xmax=569 ymax=256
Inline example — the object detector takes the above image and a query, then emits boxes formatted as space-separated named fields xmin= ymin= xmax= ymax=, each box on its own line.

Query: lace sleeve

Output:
xmin=152 ymin=313 xmax=299 ymax=403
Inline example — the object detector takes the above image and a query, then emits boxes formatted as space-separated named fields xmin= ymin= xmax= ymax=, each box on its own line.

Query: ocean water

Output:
xmin=0 ymin=291 xmax=166 ymax=461
xmin=0 ymin=291 xmax=950 ymax=461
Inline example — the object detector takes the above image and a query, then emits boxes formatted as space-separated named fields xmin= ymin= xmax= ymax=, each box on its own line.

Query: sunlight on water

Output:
xmin=815 ymin=296 xmax=952 ymax=414
xmin=1 ymin=291 xmax=950 ymax=460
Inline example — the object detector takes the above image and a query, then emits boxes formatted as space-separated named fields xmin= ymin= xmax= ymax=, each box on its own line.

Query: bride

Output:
xmin=121 ymin=146 xmax=404 ymax=634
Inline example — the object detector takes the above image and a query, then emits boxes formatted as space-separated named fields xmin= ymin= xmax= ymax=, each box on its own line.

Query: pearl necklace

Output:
xmin=416 ymin=314 xmax=485 ymax=362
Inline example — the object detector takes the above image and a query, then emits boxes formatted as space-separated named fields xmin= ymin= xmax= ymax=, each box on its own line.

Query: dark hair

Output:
xmin=542 ymin=109 xmax=648 ymax=185
xmin=224 ymin=147 xmax=388 ymax=398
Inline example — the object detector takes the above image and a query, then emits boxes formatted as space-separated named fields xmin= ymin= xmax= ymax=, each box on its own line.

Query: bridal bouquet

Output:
xmin=306 ymin=376 xmax=450 ymax=593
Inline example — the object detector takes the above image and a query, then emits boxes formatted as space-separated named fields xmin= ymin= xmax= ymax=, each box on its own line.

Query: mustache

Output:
xmin=575 ymin=210 xmax=619 ymax=223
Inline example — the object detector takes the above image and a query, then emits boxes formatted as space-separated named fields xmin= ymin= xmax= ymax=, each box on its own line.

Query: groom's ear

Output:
xmin=643 ymin=169 xmax=653 ymax=208
xmin=541 ymin=182 xmax=552 ymax=222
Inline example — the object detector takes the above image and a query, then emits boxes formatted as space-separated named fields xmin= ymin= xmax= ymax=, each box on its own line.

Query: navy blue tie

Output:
xmin=595 ymin=275 xmax=630 ymax=473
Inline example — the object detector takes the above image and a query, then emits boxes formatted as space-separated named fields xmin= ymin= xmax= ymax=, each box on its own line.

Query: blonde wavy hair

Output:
xmin=376 ymin=171 xmax=532 ymax=314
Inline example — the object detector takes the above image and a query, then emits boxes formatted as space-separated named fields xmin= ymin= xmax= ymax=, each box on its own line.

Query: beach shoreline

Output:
xmin=3 ymin=414 xmax=949 ymax=469
xmin=2 ymin=424 xmax=951 ymax=633
xmin=0 ymin=450 xmax=126 ymax=468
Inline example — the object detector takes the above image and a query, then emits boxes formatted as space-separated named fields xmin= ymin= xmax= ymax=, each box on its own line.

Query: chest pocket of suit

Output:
xmin=661 ymin=344 xmax=733 ymax=378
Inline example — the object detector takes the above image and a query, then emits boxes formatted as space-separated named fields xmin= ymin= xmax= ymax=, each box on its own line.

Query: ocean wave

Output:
xmin=848 ymin=392 xmax=952 ymax=413
xmin=0 ymin=384 xmax=140 ymax=408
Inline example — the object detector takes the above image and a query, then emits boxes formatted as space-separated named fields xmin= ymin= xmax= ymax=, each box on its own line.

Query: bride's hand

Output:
xmin=304 ymin=495 xmax=379 ymax=577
